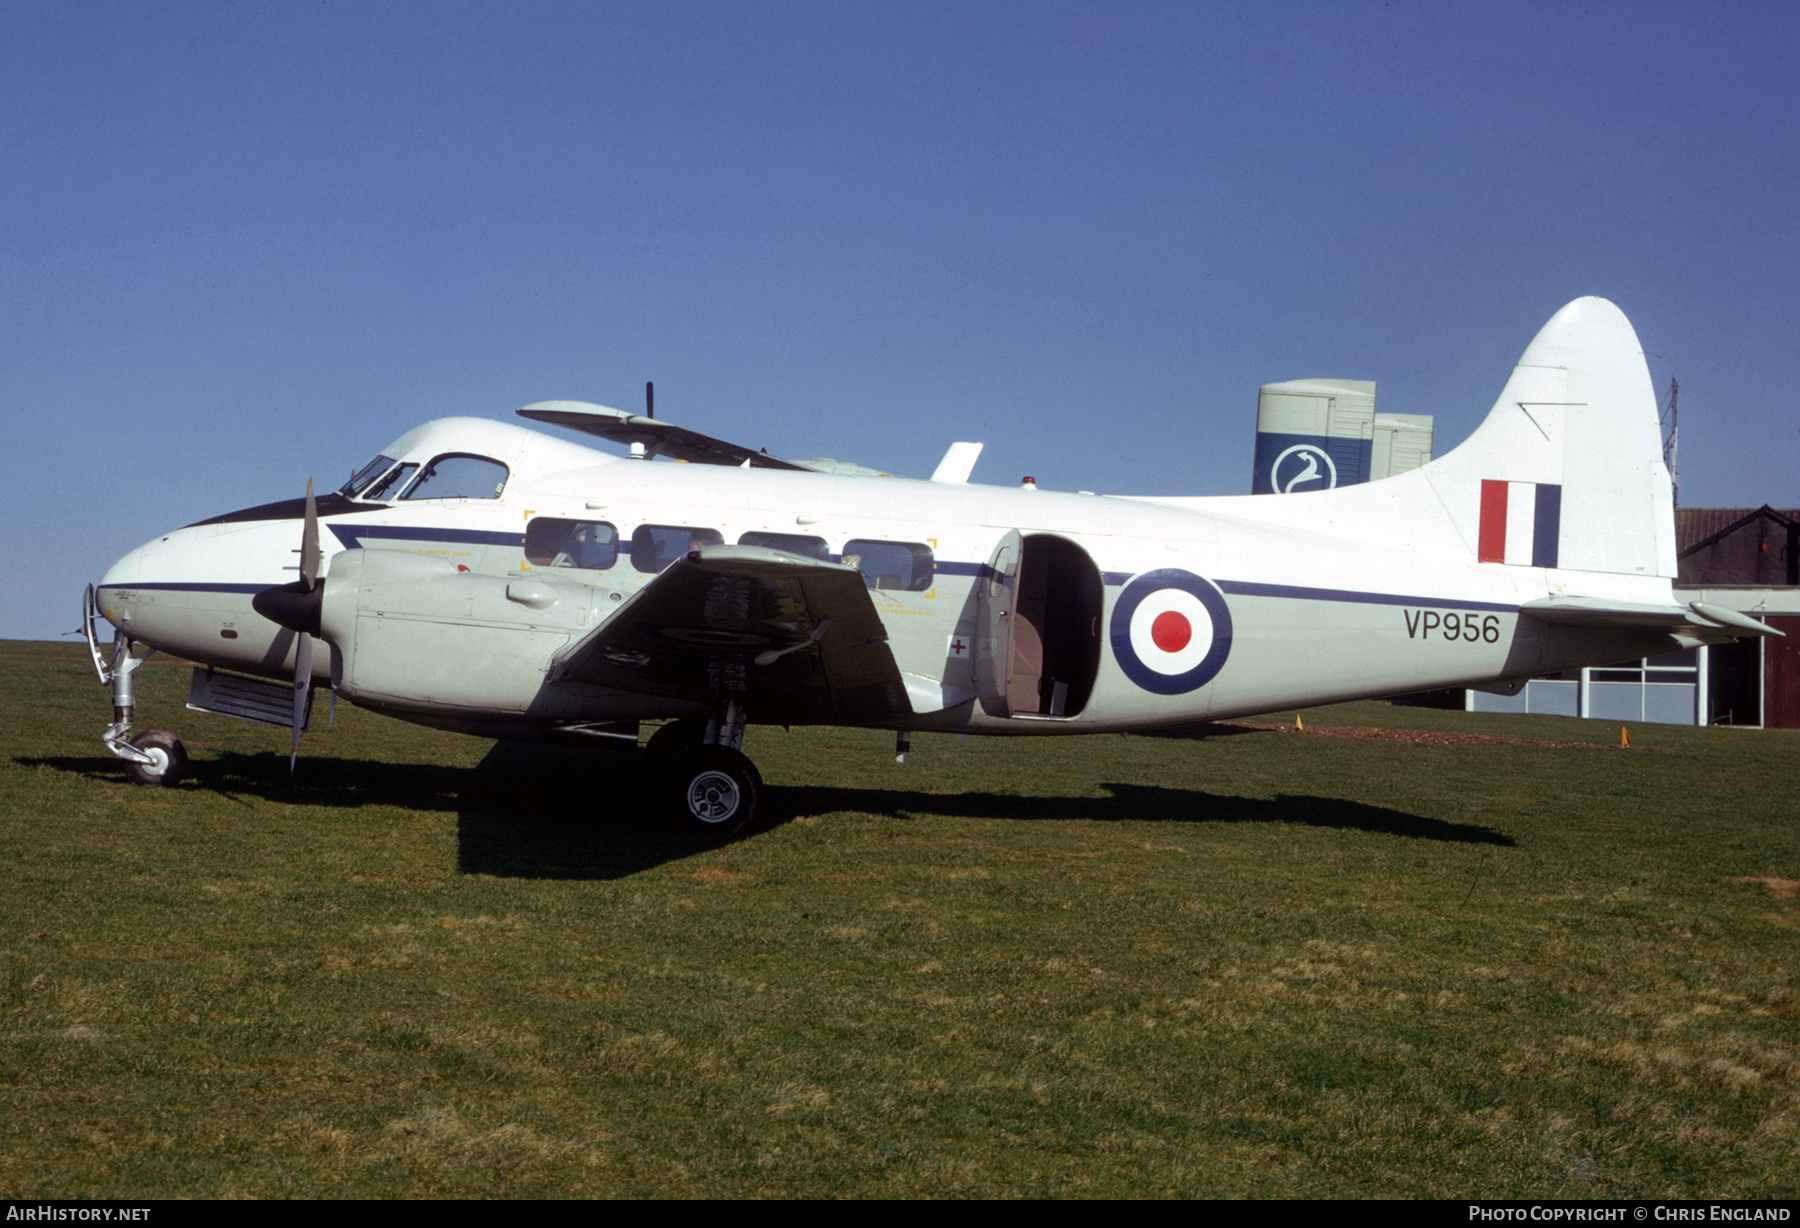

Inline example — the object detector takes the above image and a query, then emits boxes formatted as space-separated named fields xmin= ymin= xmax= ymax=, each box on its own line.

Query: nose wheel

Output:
xmin=124 ymin=730 xmax=188 ymax=788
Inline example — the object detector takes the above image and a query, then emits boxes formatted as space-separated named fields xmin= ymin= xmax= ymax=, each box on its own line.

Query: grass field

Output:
xmin=2 ymin=639 xmax=1796 ymax=1198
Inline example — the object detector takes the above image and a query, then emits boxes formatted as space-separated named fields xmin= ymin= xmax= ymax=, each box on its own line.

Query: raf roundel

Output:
xmin=1109 ymin=569 xmax=1233 ymax=695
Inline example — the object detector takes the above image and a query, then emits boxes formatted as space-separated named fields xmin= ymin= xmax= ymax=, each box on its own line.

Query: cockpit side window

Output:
xmin=362 ymin=462 xmax=418 ymax=501
xmin=401 ymin=454 xmax=510 ymax=500
xmin=339 ymin=454 xmax=398 ymax=498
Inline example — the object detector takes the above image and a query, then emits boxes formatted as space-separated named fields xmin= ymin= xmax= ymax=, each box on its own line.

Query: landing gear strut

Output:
xmin=84 ymin=585 xmax=188 ymax=787
xmin=651 ymin=699 xmax=760 ymax=837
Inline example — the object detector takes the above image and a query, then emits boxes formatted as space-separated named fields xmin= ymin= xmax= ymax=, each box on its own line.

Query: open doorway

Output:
xmin=1006 ymin=534 xmax=1103 ymax=718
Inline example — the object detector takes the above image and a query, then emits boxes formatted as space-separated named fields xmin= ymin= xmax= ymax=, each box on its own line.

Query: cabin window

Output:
xmin=631 ymin=525 xmax=724 ymax=573
xmin=339 ymin=454 xmax=398 ymax=498
xmin=842 ymin=539 xmax=935 ymax=590
xmin=737 ymin=531 xmax=830 ymax=561
xmin=361 ymin=462 xmax=418 ymax=501
xmin=401 ymin=454 xmax=510 ymax=500
xmin=525 ymin=519 xmax=619 ymax=570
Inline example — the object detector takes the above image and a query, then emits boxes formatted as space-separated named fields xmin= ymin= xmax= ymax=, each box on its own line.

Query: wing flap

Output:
xmin=552 ymin=546 xmax=910 ymax=724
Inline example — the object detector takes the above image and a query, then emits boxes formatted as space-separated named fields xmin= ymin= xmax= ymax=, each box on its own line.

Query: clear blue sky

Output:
xmin=5 ymin=1 xmax=1796 ymax=640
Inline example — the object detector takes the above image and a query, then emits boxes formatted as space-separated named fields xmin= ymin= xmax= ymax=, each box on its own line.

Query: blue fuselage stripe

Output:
xmin=1214 ymin=579 xmax=1517 ymax=613
xmin=97 ymin=582 xmax=269 ymax=595
xmin=330 ymin=525 xmax=523 ymax=549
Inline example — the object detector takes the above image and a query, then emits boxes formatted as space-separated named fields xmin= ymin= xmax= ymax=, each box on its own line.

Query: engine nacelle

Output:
xmin=319 ymin=549 xmax=604 ymax=718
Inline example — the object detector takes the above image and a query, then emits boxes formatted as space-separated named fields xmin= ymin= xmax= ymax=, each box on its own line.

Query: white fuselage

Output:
xmin=96 ymin=414 xmax=1680 ymax=738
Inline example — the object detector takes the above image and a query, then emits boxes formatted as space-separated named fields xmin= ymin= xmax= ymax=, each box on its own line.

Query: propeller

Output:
xmin=250 ymin=479 xmax=323 ymax=773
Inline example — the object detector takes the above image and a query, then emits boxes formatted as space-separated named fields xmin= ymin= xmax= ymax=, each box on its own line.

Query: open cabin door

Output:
xmin=976 ymin=532 xmax=1103 ymax=720
xmin=976 ymin=531 xmax=1021 ymax=717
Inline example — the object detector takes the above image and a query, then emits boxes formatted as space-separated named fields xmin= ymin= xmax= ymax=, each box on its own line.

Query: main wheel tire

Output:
xmin=643 ymin=718 xmax=707 ymax=778
xmin=125 ymin=730 xmax=188 ymax=788
xmin=668 ymin=745 xmax=759 ymax=837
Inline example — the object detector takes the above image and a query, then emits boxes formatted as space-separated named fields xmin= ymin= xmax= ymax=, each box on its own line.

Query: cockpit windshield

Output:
xmin=363 ymin=463 xmax=418 ymax=501
xmin=335 ymin=450 xmax=508 ymax=503
xmin=400 ymin=454 xmax=509 ymax=500
xmin=339 ymin=454 xmax=398 ymax=498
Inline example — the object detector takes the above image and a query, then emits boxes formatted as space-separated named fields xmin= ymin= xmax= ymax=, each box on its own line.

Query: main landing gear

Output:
xmin=646 ymin=700 xmax=762 ymax=838
xmin=84 ymin=586 xmax=189 ymax=788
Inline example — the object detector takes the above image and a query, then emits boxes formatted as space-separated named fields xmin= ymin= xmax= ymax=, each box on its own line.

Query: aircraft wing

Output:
xmin=518 ymin=400 xmax=814 ymax=471
xmin=551 ymin=546 xmax=911 ymax=724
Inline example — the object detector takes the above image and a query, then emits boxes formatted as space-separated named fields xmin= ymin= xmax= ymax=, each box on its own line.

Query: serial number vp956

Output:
xmin=1403 ymin=610 xmax=1500 ymax=643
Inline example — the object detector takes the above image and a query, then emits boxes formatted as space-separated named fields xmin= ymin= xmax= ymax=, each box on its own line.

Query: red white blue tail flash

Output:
xmin=1478 ymin=480 xmax=1562 ymax=568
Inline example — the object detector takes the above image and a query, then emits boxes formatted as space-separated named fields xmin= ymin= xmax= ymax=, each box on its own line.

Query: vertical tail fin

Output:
xmin=1421 ymin=297 xmax=1675 ymax=579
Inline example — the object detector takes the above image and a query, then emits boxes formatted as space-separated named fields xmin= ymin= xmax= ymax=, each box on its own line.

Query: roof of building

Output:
xmin=1676 ymin=506 xmax=1799 ymax=587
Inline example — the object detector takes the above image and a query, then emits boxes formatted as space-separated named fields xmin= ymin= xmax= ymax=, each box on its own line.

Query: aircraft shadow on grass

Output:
xmin=22 ymin=742 xmax=1512 ymax=881
xmin=469 ymin=775 xmax=1517 ymax=880
xmin=1131 ymin=722 xmax=1276 ymax=741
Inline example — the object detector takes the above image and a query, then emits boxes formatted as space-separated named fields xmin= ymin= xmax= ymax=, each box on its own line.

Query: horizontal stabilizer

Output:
xmin=1520 ymin=597 xmax=1784 ymax=637
xmin=1519 ymin=597 xmax=1694 ymax=629
xmin=1688 ymin=601 xmax=1785 ymax=637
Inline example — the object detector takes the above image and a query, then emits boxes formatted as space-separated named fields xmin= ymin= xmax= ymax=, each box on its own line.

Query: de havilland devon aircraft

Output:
xmin=84 ymin=298 xmax=1781 ymax=835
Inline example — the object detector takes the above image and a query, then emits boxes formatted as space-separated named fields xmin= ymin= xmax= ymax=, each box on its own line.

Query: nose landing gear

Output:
xmin=84 ymin=585 xmax=189 ymax=788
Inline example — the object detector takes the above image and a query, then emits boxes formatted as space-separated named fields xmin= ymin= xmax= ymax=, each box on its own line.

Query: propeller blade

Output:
xmin=254 ymin=478 xmax=328 ymax=633
xmin=289 ymin=631 xmax=312 ymax=775
xmin=300 ymin=479 xmax=321 ymax=591
xmin=645 ymin=381 xmax=654 ymax=420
